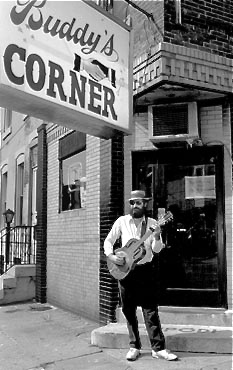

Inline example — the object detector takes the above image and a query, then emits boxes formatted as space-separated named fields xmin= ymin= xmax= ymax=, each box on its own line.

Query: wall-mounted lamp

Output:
xmin=3 ymin=209 xmax=14 ymax=265
xmin=3 ymin=209 xmax=15 ymax=225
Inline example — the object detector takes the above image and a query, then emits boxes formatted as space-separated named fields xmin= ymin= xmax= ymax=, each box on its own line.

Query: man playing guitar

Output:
xmin=104 ymin=190 xmax=178 ymax=362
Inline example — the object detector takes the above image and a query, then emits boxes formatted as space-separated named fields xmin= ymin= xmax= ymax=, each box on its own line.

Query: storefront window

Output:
xmin=59 ymin=131 xmax=86 ymax=212
xmin=138 ymin=161 xmax=218 ymax=288
xmin=133 ymin=146 xmax=225 ymax=307
xmin=61 ymin=151 xmax=86 ymax=211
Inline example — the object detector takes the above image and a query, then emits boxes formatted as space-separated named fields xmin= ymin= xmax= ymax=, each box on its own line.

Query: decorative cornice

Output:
xmin=47 ymin=126 xmax=70 ymax=144
xmin=133 ymin=42 xmax=233 ymax=95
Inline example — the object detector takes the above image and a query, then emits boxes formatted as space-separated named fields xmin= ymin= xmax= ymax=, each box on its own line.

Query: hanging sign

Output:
xmin=0 ymin=0 xmax=133 ymax=138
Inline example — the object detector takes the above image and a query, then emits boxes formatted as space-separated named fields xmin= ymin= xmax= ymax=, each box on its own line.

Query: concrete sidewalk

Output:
xmin=0 ymin=302 xmax=232 ymax=370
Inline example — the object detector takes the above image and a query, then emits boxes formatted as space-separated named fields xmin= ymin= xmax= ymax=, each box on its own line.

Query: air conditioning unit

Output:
xmin=148 ymin=102 xmax=199 ymax=143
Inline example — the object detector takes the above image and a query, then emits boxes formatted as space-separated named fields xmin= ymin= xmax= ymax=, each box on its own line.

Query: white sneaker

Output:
xmin=152 ymin=349 xmax=178 ymax=361
xmin=126 ymin=348 xmax=141 ymax=361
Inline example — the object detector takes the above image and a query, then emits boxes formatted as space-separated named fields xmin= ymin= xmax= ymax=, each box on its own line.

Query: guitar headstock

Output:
xmin=157 ymin=211 xmax=173 ymax=226
xmin=148 ymin=212 xmax=173 ymax=233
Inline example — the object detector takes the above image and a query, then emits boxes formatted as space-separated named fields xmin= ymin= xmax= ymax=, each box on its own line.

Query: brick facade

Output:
xmin=130 ymin=1 xmax=164 ymax=58
xmin=39 ymin=1 xmax=233 ymax=318
xmin=45 ymin=126 xmax=124 ymax=322
xmin=35 ymin=124 xmax=47 ymax=303
xmin=130 ymin=0 xmax=233 ymax=59
xmin=165 ymin=0 xmax=233 ymax=58
xmin=0 ymin=0 xmax=232 ymax=323
xmin=46 ymin=126 xmax=100 ymax=321
xmin=99 ymin=133 xmax=124 ymax=323
xmin=102 ymin=0 xmax=232 ymax=318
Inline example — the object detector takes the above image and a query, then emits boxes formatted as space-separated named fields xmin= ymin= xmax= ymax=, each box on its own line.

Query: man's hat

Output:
xmin=128 ymin=190 xmax=151 ymax=201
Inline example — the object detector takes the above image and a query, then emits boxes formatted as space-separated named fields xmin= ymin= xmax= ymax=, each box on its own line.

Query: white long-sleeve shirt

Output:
xmin=104 ymin=214 xmax=164 ymax=264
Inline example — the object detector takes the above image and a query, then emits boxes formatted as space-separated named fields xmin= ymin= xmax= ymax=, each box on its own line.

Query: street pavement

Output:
xmin=0 ymin=302 xmax=232 ymax=370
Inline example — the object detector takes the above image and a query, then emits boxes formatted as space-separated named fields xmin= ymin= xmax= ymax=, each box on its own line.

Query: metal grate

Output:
xmin=152 ymin=104 xmax=189 ymax=136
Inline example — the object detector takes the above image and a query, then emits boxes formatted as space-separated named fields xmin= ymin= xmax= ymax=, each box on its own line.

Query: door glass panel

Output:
xmin=137 ymin=161 xmax=218 ymax=291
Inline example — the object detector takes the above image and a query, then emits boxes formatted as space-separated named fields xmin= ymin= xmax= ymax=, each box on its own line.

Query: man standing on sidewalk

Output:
xmin=104 ymin=190 xmax=178 ymax=362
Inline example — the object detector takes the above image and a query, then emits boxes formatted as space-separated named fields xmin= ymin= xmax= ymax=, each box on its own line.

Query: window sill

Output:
xmin=59 ymin=207 xmax=86 ymax=214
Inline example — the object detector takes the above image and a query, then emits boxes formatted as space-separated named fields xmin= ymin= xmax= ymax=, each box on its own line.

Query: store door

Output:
xmin=132 ymin=146 xmax=227 ymax=308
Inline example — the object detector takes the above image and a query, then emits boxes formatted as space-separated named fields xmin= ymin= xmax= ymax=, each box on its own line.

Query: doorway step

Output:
xmin=91 ymin=307 xmax=232 ymax=354
xmin=0 ymin=265 xmax=36 ymax=305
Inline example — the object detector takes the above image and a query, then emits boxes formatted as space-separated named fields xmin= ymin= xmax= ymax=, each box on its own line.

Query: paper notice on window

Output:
xmin=185 ymin=175 xmax=216 ymax=199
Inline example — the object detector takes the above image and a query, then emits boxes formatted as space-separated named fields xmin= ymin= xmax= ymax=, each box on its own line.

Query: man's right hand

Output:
xmin=108 ymin=253 xmax=125 ymax=266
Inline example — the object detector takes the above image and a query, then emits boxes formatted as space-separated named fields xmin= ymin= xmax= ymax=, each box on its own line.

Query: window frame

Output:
xmin=1 ymin=165 xmax=8 ymax=228
xmin=58 ymin=131 xmax=86 ymax=213
xmin=175 ymin=0 xmax=182 ymax=24
xmin=2 ymin=109 xmax=12 ymax=140
xmin=15 ymin=161 xmax=25 ymax=225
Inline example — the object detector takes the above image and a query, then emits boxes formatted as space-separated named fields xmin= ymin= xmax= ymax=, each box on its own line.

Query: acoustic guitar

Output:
xmin=107 ymin=211 xmax=173 ymax=280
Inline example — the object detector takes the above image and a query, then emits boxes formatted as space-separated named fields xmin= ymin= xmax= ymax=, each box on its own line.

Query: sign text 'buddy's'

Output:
xmin=10 ymin=0 xmax=116 ymax=58
xmin=0 ymin=0 xmax=131 ymax=137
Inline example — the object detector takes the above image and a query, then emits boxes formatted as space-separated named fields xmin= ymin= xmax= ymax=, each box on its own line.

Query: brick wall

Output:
xmin=129 ymin=1 xmax=233 ymax=60
xmin=99 ymin=133 xmax=124 ymax=324
xmin=129 ymin=1 xmax=164 ymax=58
xmin=46 ymin=126 xmax=100 ymax=321
xmin=43 ymin=1 xmax=233 ymax=318
xmin=36 ymin=124 xmax=47 ymax=303
xmin=45 ymin=124 xmax=124 ymax=322
xmin=164 ymin=0 xmax=233 ymax=58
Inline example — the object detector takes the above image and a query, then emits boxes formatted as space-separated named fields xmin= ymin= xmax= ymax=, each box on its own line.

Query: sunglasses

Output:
xmin=129 ymin=200 xmax=144 ymax=206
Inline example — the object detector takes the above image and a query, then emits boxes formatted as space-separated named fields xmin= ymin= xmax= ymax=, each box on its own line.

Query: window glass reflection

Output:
xmin=137 ymin=161 xmax=218 ymax=290
xmin=61 ymin=151 xmax=86 ymax=211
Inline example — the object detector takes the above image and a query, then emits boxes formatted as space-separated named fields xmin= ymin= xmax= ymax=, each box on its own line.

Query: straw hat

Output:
xmin=128 ymin=190 xmax=151 ymax=201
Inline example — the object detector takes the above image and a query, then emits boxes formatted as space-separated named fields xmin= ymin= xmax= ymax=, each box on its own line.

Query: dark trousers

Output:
xmin=119 ymin=262 xmax=165 ymax=351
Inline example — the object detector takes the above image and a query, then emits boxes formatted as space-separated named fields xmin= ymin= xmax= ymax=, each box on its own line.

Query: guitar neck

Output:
xmin=129 ymin=213 xmax=172 ymax=250
xmin=133 ymin=226 xmax=157 ymax=249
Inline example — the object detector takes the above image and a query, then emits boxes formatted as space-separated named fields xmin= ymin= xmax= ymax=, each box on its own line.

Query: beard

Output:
xmin=130 ymin=207 xmax=145 ymax=219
